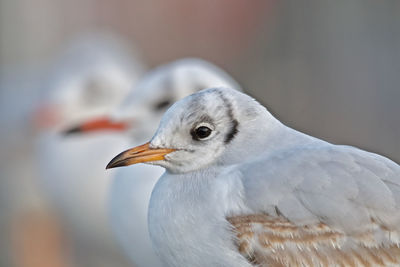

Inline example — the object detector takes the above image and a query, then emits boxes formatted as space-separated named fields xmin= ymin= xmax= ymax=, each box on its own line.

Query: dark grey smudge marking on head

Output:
xmin=181 ymin=148 xmax=196 ymax=153
xmin=215 ymin=89 xmax=239 ymax=144
xmin=225 ymin=119 xmax=238 ymax=144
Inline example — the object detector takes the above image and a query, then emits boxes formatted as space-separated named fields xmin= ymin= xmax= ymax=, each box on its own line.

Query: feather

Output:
xmin=228 ymin=214 xmax=400 ymax=267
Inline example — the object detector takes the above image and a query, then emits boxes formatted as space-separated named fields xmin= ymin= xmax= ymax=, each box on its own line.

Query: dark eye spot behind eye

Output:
xmin=154 ymin=99 xmax=173 ymax=110
xmin=224 ymin=119 xmax=238 ymax=144
xmin=191 ymin=126 xmax=212 ymax=141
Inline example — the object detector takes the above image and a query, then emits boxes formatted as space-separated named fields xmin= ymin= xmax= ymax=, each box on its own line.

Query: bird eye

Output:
xmin=154 ymin=99 xmax=172 ymax=110
xmin=192 ymin=126 xmax=212 ymax=140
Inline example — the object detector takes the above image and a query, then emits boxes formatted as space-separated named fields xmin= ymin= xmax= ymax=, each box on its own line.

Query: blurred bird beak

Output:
xmin=106 ymin=142 xmax=175 ymax=169
xmin=63 ymin=117 xmax=129 ymax=135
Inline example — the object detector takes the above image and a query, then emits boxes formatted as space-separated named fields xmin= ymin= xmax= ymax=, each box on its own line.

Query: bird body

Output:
xmin=149 ymin=144 xmax=400 ymax=266
xmin=109 ymin=163 xmax=165 ymax=266
xmin=108 ymin=87 xmax=400 ymax=266
xmin=35 ymin=36 xmax=144 ymax=266
xmin=37 ymin=131 xmax=130 ymax=238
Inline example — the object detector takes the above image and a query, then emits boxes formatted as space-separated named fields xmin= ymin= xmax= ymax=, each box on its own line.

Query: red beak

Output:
xmin=63 ymin=117 xmax=129 ymax=135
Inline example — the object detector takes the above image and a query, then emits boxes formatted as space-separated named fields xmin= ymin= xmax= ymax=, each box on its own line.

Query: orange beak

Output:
xmin=106 ymin=142 xmax=176 ymax=169
xmin=63 ymin=117 xmax=129 ymax=135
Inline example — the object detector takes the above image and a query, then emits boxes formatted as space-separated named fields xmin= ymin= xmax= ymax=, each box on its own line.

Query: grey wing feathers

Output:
xmin=239 ymin=144 xmax=400 ymax=238
xmin=227 ymin=144 xmax=400 ymax=266
xmin=228 ymin=213 xmax=400 ymax=267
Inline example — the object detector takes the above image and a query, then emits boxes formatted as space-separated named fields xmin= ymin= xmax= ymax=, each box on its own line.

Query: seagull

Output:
xmin=107 ymin=87 xmax=400 ymax=267
xmin=66 ymin=58 xmax=242 ymax=267
xmin=35 ymin=36 xmax=145 ymax=266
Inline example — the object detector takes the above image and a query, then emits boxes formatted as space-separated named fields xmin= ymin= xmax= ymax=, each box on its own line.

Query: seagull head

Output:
xmin=107 ymin=87 xmax=277 ymax=174
xmin=34 ymin=67 xmax=133 ymax=132
xmin=34 ymin=37 xmax=140 ymax=131
xmin=63 ymin=58 xmax=242 ymax=141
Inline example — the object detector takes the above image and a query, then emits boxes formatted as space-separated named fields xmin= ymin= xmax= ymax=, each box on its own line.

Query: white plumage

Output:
xmin=106 ymin=58 xmax=242 ymax=267
xmin=108 ymin=87 xmax=400 ymax=267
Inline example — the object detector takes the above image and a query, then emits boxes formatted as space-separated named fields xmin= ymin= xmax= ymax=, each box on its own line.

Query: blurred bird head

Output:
xmin=33 ymin=35 xmax=145 ymax=132
xmin=64 ymin=58 xmax=242 ymax=143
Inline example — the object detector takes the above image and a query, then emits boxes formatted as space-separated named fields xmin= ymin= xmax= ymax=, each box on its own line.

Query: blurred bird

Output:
xmin=0 ymin=68 xmax=54 ymax=267
xmin=67 ymin=58 xmax=242 ymax=267
xmin=107 ymin=87 xmax=400 ymax=267
xmin=35 ymin=35 xmax=145 ymax=266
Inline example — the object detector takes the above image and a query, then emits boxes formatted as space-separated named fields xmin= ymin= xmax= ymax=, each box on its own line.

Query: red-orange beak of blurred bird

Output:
xmin=63 ymin=117 xmax=129 ymax=135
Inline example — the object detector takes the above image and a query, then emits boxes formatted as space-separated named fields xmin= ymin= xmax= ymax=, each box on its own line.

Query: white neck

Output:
xmin=148 ymin=167 xmax=253 ymax=267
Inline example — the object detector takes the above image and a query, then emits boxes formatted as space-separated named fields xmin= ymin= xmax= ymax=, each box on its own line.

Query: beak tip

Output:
xmin=106 ymin=151 xmax=127 ymax=169
xmin=106 ymin=158 xmax=131 ymax=169
xmin=105 ymin=162 xmax=115 ymax=169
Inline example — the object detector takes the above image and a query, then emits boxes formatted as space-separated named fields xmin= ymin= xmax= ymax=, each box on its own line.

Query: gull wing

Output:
xmin=226 ymin=144 xmax=400 ymax=266
xmin=227 ymin=213 xmax=400 ymax=266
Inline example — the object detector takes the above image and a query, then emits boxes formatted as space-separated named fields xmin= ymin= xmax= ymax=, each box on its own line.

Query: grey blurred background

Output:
xmin=0 ymin=0 xmax=399 ymax=267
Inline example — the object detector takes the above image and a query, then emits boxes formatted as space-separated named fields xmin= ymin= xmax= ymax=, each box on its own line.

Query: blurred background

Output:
xmin=0 ymin=0 xmax=399 ymax=266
